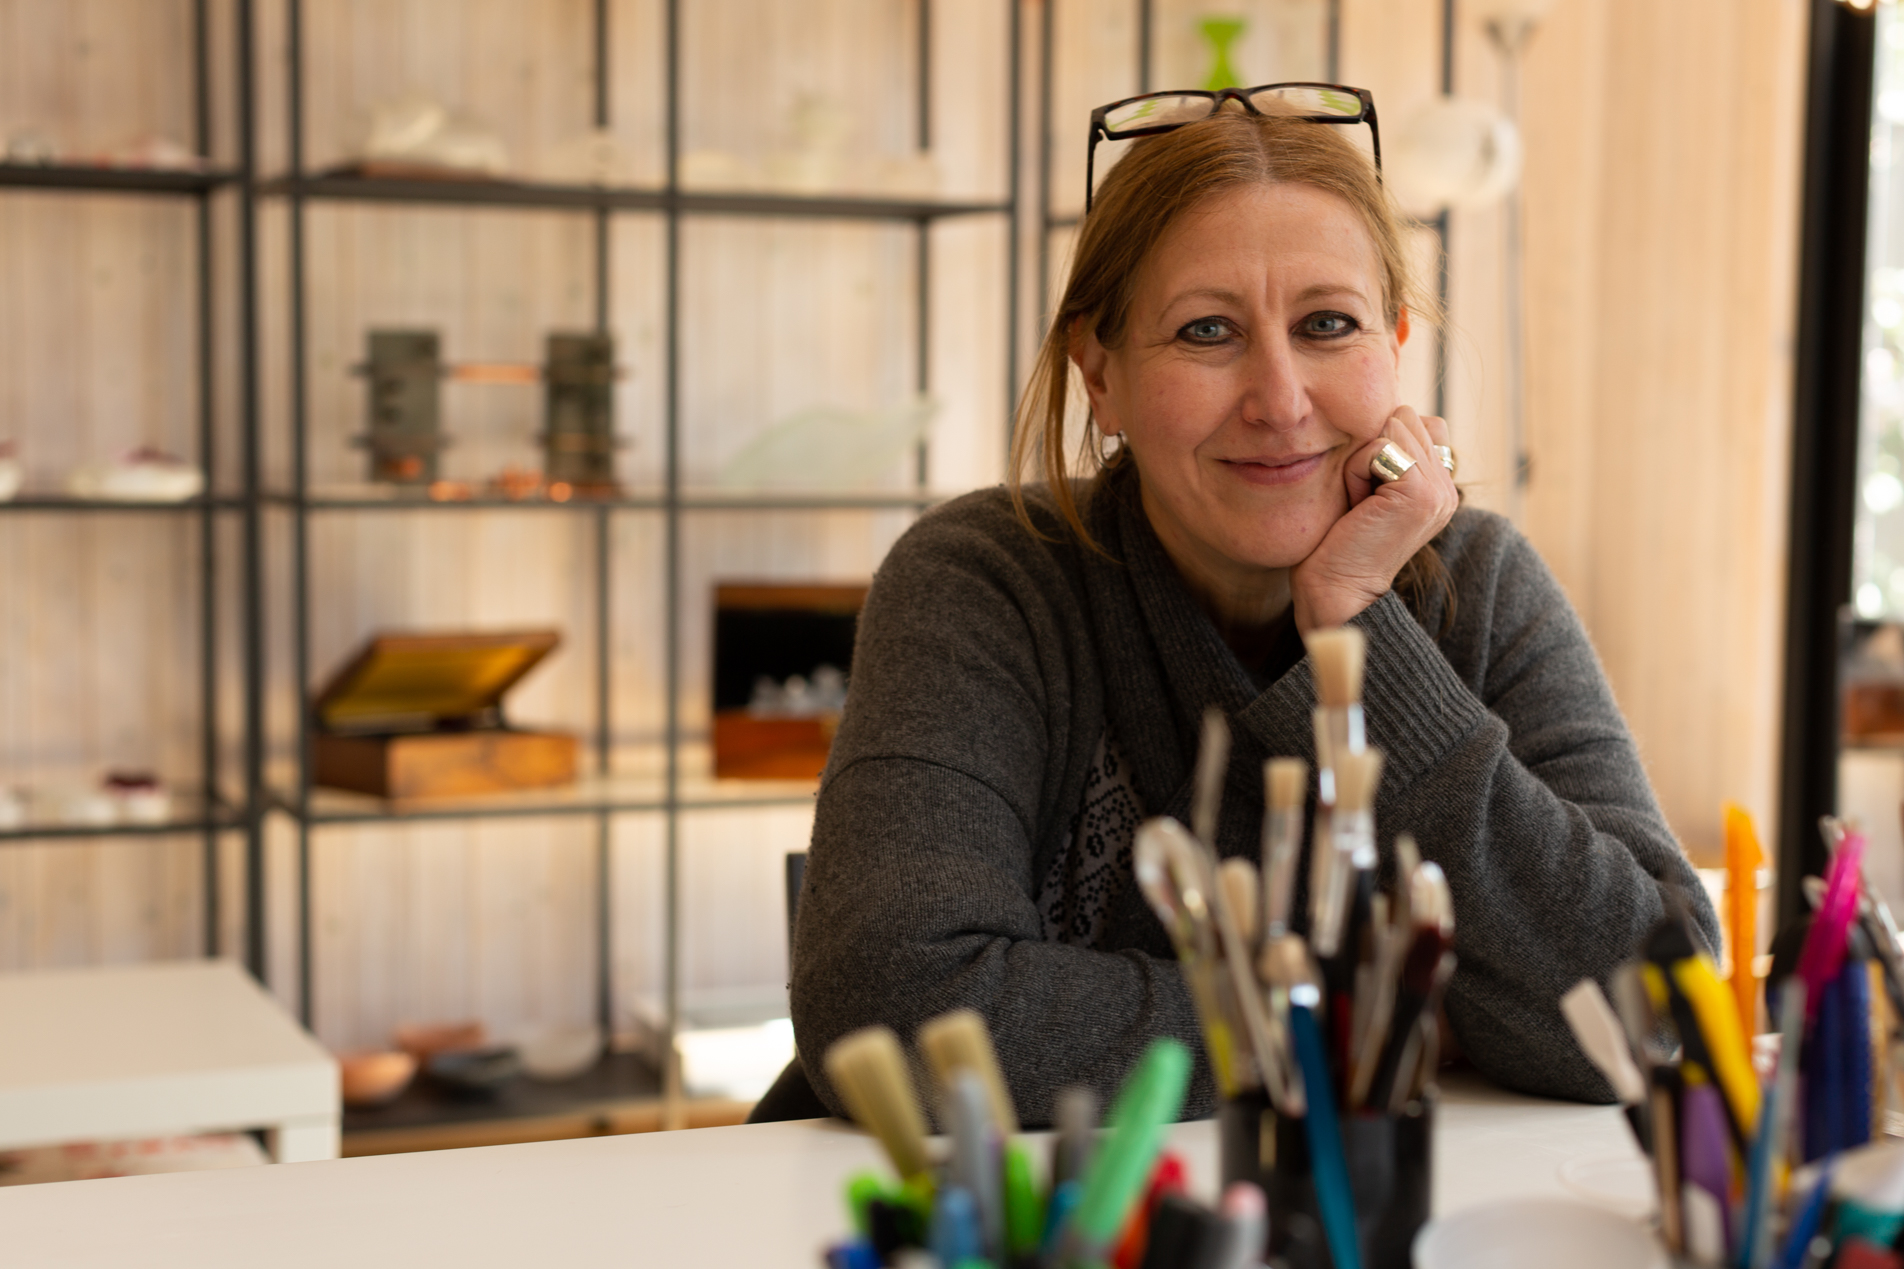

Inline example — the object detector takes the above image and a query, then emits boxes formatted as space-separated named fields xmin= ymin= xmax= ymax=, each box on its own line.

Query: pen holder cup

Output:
xmin=1219 ymin=1089 xmax=1434 ymax=1269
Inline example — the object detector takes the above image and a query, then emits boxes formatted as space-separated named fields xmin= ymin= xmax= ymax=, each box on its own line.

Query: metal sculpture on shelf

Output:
xmin=540 ymin=332 xmax=619 ymax=495
xmin=358 ymin=329 xmax=445 ymax=485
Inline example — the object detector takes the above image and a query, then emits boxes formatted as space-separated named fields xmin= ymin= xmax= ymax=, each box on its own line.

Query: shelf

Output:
xmin=273 ymin=486 xmax=949 ymax=512
xmin=275 ymin=766 xmax=819 ymax=827
xmin=341 ymin=1049 xmax=661 ymax=1136
xmin=0 ymin=163 xmax=237 ymax=195
xmin=0 ymin=796 xmax=244 ymax=844
xmin=259 ymin=172 xmax=1010 ymax=222
xmin=0 ymin=494 xmax=242 ymax=514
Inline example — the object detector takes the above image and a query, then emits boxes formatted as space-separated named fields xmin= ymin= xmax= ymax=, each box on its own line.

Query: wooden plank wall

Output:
xmin=0 ymin=0 xmax=1808 ymax=1052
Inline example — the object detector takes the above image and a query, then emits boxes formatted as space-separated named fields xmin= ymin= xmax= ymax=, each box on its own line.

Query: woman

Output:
xmin=787 ymin=101 xmax=1716 ymax=1124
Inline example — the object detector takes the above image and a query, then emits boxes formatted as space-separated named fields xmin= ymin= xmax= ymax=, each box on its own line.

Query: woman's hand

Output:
xmin=1290 ymin=406 xmax=1459 ymax=633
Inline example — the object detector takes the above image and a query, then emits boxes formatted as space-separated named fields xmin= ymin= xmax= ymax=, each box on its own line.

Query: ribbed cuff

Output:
xmin=1350 ymin=591 xmax=1491 ymax=792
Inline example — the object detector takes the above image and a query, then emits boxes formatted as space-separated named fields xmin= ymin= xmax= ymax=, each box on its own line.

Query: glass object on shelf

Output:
xmin=712 ymin=584 xmax=866 ymax=780
xmin=339 ymin=92 xmax=510 ymax=180
xmin=1387 ymin=97 xmax=1522 ymax=214
xmin=1853 ymin=2 xmax=1904 ymax=619
xmin=1199 ymin=16 xmax=1247 ymax=91
xmin=64 ymin=448 xmax=202 ymax=501
xmin=356 ymin=330 xmax=445 ymax=486
xmin=717 ymin=394 xmax=938 ymax=492
xmin=3 ymin=128 xmax=61 ymax=164
xmin=541 ymin=333 xmax=622 ymax=496
xmin=543 ymin=128 xmax=631 ymax=187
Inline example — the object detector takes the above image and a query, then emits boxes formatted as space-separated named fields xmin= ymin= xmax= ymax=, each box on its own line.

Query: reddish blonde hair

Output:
xmin=1009 ymin=110 xmax=1449 ymax=616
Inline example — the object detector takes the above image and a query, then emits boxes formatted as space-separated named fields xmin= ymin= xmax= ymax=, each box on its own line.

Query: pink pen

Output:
xmin=1795 ymin=830 xmax=1866 ymax=1023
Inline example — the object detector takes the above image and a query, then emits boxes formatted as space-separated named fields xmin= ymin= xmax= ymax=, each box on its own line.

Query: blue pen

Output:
xmin=931 ymin=1185 xmax=983 ymax=1268
xmin=1040 ymin=1178 xmax=1082 ymax=1259
xmin=1289 ymin=994 xmax=1362 ymax=1269
xmin=1843 ymin=953 xmax=1873 ymax=1152
xmin=824 ymin=1238 xmax=881 ymax=1269
xmin=1743 ymin=981 xmax=1806 ymax=1269
xmin=949 ymin=1070 xmax=1005 ymax=1259
xmin=1772 ymin=1164 xmax=1833 ymax=1269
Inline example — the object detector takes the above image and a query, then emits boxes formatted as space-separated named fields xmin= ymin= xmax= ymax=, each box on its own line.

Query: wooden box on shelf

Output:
xmin=312 ymin=629 xmax=578 ymax=800
xmin=711 ymin=583 xmax=866 ymax=781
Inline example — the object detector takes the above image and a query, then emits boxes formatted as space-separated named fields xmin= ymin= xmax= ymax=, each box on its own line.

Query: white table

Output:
xmin=0 ymin=1072 xmax=1646 ymax=1268
xmin=0 ymin=959 xmax=339 ymax=1164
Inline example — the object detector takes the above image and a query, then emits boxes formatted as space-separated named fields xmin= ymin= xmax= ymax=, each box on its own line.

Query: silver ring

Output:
xmin=1369 ymin=441 xmax=1416 ymax=485
xmin=1432 ymin=445 xmax=1456 ymax=475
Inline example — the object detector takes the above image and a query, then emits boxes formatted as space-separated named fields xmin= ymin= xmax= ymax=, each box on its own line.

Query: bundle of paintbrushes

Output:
xmin=1129 ymin=628 xmax=1455 ymax=1269
xmin=1560 ymin=815 xmax=1904 ymax=1268
xmin=821 ymin=1010 xmax=1268 ymax=1269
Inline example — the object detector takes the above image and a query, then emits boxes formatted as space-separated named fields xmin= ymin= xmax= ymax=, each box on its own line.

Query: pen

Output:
xmin=1288 ymin=988 xmax=1362 ymax=1269
xmin=1051 ymin=1085 xmax=1098 ymax=1190
xmin=947 ymin=1069 xmax=1004 ymax=1259
xmin=1679 ymin=1080 xmax=1732 ymax=1264
xmin=1002 ymin=1142 xmax=1043 ymax=1261
xmin=1744 ymin=980 xmax=1806 ymax=1269
xmin=929 ymin=1185 xmax=982 ymax=1269
xmin=1066 ymin=1038 xmax=1192 ymax=1266
xmin=1212 ymin=1181 xmax=1267 ymax=1269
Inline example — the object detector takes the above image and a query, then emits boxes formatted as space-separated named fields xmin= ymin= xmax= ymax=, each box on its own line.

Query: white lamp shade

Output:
xmin=1387 ymin=96 xmax=1523 ymax=213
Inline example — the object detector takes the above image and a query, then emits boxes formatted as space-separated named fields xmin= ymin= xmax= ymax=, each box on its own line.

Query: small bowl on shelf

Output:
xmin=520 ymin=1025 xmax=602 ymax=1082
xmin=425 ymin=1045 xmax=522 ymax=1099
xmin=338 ymin=1051 xmax=418 ymax=1108
xmin=393 ymin=1020 xmax=486 ymax=1062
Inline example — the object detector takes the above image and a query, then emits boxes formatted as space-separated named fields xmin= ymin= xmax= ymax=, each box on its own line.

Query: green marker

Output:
xmin=845 ymin=1170 xmax=888 ymax=1237
xmin=1066 ymin=1039 xmax=1192 ymax=1258
xmin=1003 ymin=1141 xmax=1045 ymax=1257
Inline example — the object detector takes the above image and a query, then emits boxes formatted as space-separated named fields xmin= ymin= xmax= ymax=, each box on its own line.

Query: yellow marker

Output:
xmin=1724 ymin=804 xmax=1766 ymax=1037
xmin=1670 ymin=956 xmax=1762 ymax=1139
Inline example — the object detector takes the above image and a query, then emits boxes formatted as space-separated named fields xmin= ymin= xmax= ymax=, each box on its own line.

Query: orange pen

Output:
xmin=1724 ymin=803 xmax=1765 ymax=1036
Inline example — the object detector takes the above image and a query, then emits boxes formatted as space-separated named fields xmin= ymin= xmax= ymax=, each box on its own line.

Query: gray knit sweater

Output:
xmin=791 ymin=472 xmax=1718 ymax=1125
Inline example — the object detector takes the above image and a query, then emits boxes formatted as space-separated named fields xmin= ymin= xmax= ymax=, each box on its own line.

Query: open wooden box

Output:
xmin=312 ymin=630 xmax=578 ymax=800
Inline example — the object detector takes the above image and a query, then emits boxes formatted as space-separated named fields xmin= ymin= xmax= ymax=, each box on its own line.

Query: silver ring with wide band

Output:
xmin=1369 ymin=441 xmax=1417 ymax=485
xmin=1432 ymin=444 xmax=1456 ymax=475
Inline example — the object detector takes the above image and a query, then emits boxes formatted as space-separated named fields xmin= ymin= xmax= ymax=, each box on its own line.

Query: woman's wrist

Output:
xmin=1292 ymin=581 xmax=1385 ymax=635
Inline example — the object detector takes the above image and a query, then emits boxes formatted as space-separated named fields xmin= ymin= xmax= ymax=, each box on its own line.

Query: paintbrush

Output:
xmin=1262 ymin=758 xmax=1307 ymax=941
xmin=1135 ymin=818 xmax=1237 ymax=1094
xmin=823 ymin=1025 xmax=935 ymax=1187
xmin=1305 ymin=626 xmax=1366 ymax=806
xmin=1192 ymin=708 xmax=1230 ymax=855
xmin=1313 ymin=748 xmax=1382 ymax=959
xmin=1366 ymin=864 xmax=1453 ymax=1111
xmin=919 ymin=1007 xmax=1019 ymax=1137
xmin=1147 ymin=817 xmax=1294 ymax=1111
xmin=1219 ymin=857 xmax=1261 ymax=949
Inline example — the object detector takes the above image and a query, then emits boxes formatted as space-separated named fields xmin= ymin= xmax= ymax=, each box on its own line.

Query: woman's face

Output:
xmin=1075 ymin=182 xmax=1407 ymax=579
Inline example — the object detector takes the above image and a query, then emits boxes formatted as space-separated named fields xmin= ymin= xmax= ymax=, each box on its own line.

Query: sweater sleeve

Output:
xmin=1352 ymin=514 xmax=1720 ymax=1103
xmin=789 ymin=501 xmax=1216 ymax=1127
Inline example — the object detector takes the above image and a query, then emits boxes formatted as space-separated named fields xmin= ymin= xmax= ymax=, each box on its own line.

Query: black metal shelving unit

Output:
xmin=256 ymin=0 xmax=1024 ymax=1135
xmin=0 ymin=1 xmax=254 ymax=965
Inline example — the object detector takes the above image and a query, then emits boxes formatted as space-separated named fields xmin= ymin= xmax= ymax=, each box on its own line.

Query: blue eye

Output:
xmin=1180 ymin=317 xmax=1232 ymax=343
xmin=1303 ymin=312 xmax=1359 ymax=337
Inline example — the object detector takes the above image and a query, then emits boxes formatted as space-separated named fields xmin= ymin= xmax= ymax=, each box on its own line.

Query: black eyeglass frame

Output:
xmin=1085 ymin=83 xmax=1381 ymax=214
